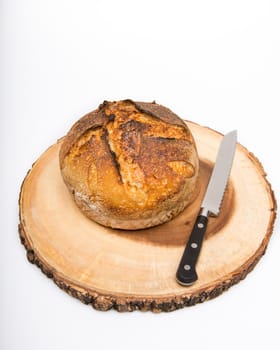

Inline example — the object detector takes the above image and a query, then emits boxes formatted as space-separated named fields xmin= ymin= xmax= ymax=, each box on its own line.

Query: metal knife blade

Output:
xmin=201 ymin=130 xmax=237 ymax=216
xmin=176 ymin=130 xmax=237 ymax=286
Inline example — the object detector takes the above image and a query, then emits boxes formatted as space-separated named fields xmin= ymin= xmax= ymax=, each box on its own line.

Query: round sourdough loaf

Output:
xmin=59 ymin=100 xmax=199 ymax=229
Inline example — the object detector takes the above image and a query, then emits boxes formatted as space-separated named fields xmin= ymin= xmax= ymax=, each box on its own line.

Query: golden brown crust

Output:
xmin=59 ymin=100 xmax=199 ymax=229
xmin=59 ymin=108 xmax=106 ymax=164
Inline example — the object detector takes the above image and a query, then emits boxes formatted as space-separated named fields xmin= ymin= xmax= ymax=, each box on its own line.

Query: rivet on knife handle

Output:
xmin=176 ymin=130 xmax=237 ymax=286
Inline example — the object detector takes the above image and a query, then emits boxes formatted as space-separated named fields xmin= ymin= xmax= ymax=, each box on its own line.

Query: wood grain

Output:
xmin=18 ymin=122 xmax=277 ymax=312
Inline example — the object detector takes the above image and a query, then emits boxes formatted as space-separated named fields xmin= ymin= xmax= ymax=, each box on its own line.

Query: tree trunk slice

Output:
xmin=18 ymin=122 xmax=277 ymax=312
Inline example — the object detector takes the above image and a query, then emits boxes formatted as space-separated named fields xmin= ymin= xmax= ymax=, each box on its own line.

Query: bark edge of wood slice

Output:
xmin=18 ymin=121 xmax=277 ymax=313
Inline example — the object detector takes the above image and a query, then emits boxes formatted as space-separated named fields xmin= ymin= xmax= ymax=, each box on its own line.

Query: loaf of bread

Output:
xmin=59 ymin=100 xmax=199 ymax=229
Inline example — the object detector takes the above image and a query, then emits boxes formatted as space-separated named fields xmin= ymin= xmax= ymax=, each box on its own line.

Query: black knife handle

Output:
xmin=176 ymin=215 xmax=208 ymax=286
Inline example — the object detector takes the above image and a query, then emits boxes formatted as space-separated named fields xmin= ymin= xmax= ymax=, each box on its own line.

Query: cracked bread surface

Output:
xmin=59 ymin=100 xmax=199 ymax=229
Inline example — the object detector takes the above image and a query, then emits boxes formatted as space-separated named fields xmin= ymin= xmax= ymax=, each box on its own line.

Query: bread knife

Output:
xmin=176 ymin=130 xmax=237 ymax=286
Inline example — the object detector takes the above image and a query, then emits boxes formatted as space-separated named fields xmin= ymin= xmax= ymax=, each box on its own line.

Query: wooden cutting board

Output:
xmin=18 ymin=122 xmax=276 ymax=312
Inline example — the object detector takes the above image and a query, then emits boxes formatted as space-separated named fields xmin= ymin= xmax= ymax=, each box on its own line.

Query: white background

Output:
xmin=1 ymin=1 xmax=280 ymax=349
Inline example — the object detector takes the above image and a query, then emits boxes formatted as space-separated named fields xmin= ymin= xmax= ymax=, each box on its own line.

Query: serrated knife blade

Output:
xmin=201 ymin=130 xmax=237 ymax=216
xmin=176 ymin=130 xmax=237 ymax=286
